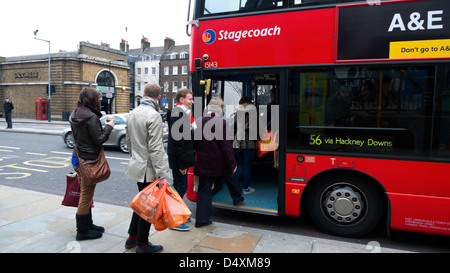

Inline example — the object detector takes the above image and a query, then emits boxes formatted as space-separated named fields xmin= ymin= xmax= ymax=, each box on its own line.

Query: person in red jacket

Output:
xmin=193 ymin=97 xmax=243 ymax=228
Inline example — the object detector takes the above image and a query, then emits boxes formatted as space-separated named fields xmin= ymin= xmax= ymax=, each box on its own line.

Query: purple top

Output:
xmin=193 ymin=115 xmax=237 ymax=177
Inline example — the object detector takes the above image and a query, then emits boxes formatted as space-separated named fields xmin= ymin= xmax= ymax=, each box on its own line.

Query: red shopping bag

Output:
xmin=186 ymin=167 xmax=197 ymax=202
xmin=162 ymin=186 xmax=192 ymax=229
xmin=130 ymin=179 xmax=167 ymax=225
xmin=62 ymin=172 xmax=94 ymax=207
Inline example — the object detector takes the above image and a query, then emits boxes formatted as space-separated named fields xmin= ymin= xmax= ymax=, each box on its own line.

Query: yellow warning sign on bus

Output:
xmin=390 ymin=39 xmax=450 ymax=59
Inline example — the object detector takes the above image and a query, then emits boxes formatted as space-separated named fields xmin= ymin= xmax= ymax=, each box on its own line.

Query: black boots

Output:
xmin=75 ymin=212 xmax=104 ymax=241
xmin=88 ymin=209 xmax=105 ymax=233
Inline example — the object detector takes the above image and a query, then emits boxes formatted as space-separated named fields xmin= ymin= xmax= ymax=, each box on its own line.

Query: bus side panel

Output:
xmin=284 ymin=182 xmax=305 ymax=217
xmin=371 ymin=160 xmax=450 ymax=200
xmin=196 ymin=8 xmax=336 ymax=69
xmin=389 ymin=193 xmax=450 ymax=236
xmin=288 ymin=154 xmax=450 ymax=199
xmin=286 ymin=153 xmax=450 ymax=235
xmin=202 ymin=37 xmax=335 ymax=69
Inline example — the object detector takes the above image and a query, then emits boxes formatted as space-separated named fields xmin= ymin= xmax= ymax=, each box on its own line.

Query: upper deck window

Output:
xmin=200 ymin=0 xmax=370 ymax=17
xmin=202 ymin=0 xmax=285 ymax=16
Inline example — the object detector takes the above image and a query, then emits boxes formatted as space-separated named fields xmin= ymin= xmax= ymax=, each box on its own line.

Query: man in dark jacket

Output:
xmin=167 ymin=89 xmax=196 ymax=231
xmin=3 ymin=97 xmax=14 ymax=129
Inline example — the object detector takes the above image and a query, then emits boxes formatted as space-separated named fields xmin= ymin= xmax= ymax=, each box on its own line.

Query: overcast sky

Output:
xmin=0 ymin=0 xmax=192 ymax=57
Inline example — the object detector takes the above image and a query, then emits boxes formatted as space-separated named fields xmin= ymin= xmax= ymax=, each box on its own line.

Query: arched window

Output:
xmin=97 ymin=71 xmax=115 ymax=87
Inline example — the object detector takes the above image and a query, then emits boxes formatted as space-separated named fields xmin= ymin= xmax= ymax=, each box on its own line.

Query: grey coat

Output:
xmin=125 ymin=96 xmax=170 ymax=182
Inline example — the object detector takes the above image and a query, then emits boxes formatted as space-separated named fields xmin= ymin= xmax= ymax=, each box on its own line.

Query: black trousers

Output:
xmin=128 ymin=182 xmax=151 ymax=246
xmin=196 ymin=172 xmax=242 ymax=224
xmin=172 ymin=168 xmax=188 ymax=199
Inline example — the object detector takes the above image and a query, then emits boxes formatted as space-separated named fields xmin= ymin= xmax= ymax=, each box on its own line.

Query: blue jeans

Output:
xmin=234 ymin=148 xmax=256 ymax=189
xmin=5 ymin=112 xmax=12 ymax=128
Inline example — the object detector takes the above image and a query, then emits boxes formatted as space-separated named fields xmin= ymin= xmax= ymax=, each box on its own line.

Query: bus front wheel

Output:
xmin=307 ymin=175 xmax=383 ymax=238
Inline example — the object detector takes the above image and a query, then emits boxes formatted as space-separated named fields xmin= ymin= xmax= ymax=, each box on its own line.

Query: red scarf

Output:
xmin=175 ymin=102 xmax=197 ymax=130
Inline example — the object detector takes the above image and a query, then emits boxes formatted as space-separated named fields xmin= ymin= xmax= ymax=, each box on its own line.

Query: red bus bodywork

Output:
xmin=285 ymin=154 xmax=450 ymax=236
xmin=190 ymin=0 xmax=450 ymax=236
xmin=190 ymin=8 xmax=336 ymax=71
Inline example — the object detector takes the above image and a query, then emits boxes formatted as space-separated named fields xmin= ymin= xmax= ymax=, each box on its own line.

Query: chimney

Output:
xmin=120 ymin=39 xmax=128 ymax=52
xmin=141 ymin=35 xmax=150 ymax=52
xmin=164 ymin=37 xmax=175 ymax=51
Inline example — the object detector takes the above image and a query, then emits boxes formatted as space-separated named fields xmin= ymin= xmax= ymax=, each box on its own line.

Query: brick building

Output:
xmin=0 ymin=42 xmax=130 ymax=119
xmin=132 ymin=37 xmax=165 ymax=107
xmin=159 ymin=38 xmax=189 ymax=109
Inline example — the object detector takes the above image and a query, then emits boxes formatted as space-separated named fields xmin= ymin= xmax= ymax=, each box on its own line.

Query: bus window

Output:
xmin=204 ymin=0 xmax=241 ymax=15
xmin=293 ymin=0 xmax=364 ymax=6
xmin=256 ymin=84 xmax=275 ymax=106
xmin=448 ymin=70 xmax=450 ymax=90
xmin=203 ymin=0 xmax=285 ymax=15
xmin=287 ymin=66 xmax=436 ymax=158
xmin=433 ymin=68 xmax=450 ymax=159
xmin=206 ymin=76 xmax=277 ymax=121
xmin=223 ymin=81 xmax=244 ymax=121
xmin=242 ymin=0 xmax=285 ymax=10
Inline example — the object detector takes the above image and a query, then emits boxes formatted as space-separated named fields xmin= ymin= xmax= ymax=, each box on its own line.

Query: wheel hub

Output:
xmin=324 ymin=186 xmax=364 ymax=224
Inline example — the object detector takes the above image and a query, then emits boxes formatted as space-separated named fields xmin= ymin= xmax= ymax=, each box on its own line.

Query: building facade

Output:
xmin=159 ymin=38 xmax=189 ymax=109
xmin=0 ymin=42 xmax=130 ymax=119
xmin=133 ymin=37 xmax=165 ymax=107
xmin=122 ymin=37 xmax=190 ymax=110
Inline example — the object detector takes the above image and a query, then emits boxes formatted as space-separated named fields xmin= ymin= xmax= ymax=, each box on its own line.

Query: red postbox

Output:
xmin=35 ymin=98 xmax=48 ymax=120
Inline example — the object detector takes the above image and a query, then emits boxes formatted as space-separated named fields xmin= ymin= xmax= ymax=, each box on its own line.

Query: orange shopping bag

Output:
xmin=257 ymin=130 xmax=279 ymax=157
xmin=162 ymin=185 xmax=192 ymax=229
xmin=152 ymin=215 xmax=166 ymax=231
xmin=130 ymin=179 xmax=167 ymax=225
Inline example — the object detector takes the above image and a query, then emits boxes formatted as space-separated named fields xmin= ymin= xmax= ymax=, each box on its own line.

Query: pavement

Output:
xmin=0 ymin=118 xmax=412 ymax=254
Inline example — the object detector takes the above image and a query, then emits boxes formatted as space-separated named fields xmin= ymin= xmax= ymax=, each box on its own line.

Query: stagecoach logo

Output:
xmin=203 ymin=26 xmax=282 ymax=45
xmin=202 ymin=29 xmax=216 ymax=44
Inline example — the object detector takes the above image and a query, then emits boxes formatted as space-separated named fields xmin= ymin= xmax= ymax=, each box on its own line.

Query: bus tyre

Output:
xmin=307 ymin=175 xmax=383 ymax=238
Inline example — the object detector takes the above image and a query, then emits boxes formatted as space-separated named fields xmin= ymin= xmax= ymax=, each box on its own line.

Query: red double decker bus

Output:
xmin=187 ymin=0 xmax=450 ymax=237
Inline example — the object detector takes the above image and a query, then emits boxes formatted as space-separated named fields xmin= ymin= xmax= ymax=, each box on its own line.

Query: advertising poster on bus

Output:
xmin=299 ymin=73 xmax=327 ymax=126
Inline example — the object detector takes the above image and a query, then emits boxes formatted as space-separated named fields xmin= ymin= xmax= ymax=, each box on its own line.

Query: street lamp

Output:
xmin=34 ymin=30 xmax=51 ymax=122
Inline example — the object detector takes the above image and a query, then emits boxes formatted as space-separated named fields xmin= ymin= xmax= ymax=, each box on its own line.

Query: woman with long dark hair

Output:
xmin=69 ymin=87 xmax=114 ymax=240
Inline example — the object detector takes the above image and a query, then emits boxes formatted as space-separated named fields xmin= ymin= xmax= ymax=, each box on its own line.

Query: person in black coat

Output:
xmin=167 ymin=89 xmax=196 ymax=231
xmin=3 ymin=97 xmax=14 ymax=129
